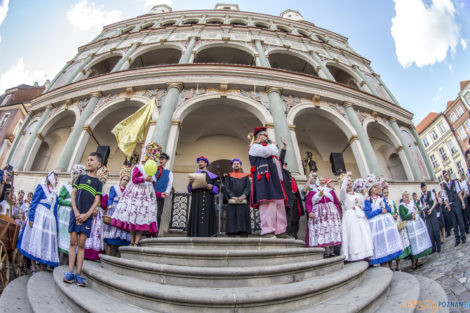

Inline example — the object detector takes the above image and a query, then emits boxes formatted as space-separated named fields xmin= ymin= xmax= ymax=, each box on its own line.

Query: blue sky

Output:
xmin=0 ymin=0 xmax=469 ymax=125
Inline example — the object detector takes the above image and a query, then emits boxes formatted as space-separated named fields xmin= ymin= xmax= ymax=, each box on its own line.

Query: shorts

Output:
xmin=69 ymin=214 xmax=93 ymax=238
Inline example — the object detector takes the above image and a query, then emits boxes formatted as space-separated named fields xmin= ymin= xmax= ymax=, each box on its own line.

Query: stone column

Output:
xmin=16 ymin=106 xmax=53 ymax=171
xmin=389 ymin=118 xmax=420 ymax=180
xmin=65 ymin=54 xmax=94 ymax=85
xmin=151 ymin=83 xmax=183 ymax=150
xmin=288 ymin=125 xmax=304 ymax=176
xmin=179 ymin=36 xmax=198 ymax=64
xmin=409 ymin=125 xmax=437 ymax=180
xmin=4 ymin=113 xmax=32 ymax=166
xmin=351 ymin=65 xmax=379 ymax=97
xmin=254 ymin=40 xmax=270 ymax=67
xmin=44 ymin=60 xmax=74 ymax=93
xmin=310 ymin=51 xmax=335 ymax=81
xmin=112 ymin=43 xmax=139 ymax=72
xmin=55 ymin=92 xmax=102 ymax=172
xmin=342 ymin=102 xmax=381 ymax=175
xmin=349 ymin=136 xmax=369 ymax=177
xmin=370 ymin=71 xmax=400 ymax=106
xmin=266 ymin=87 xmax=299 ymax=172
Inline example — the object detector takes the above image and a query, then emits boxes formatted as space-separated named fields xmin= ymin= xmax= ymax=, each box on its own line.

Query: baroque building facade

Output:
xmin=5 ymin=4 xmax=435 ymax=193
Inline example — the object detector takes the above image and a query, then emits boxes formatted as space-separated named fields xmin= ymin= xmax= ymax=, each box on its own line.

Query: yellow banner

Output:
xmin=111 ymin=97 xmax=155 ymax=157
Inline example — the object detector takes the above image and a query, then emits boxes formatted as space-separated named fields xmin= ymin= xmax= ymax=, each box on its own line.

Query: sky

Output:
xmin=0 ymin=0 xmax=469 ymax=124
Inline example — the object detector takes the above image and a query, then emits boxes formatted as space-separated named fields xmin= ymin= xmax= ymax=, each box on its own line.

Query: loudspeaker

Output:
xmin=96 ymin=145 xmax=110 ymax=166
xmin=330 ymin=152 xmax=346 ymax=175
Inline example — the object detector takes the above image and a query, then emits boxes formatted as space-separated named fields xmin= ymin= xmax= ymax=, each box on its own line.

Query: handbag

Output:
xmin=397 ymin=220 xmax=407 ymax=231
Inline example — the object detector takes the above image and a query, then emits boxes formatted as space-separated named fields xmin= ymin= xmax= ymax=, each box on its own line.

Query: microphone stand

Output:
xmin=212 ymin=165 xmax=226 ymax=237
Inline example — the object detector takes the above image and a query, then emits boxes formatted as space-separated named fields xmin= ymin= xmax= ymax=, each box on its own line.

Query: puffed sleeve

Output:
xmin=107 ymin=186 xmax=116 ymax=208
xmin=28 ymin=185 xmax=44 ymax=222
xmin=58 ymin=185 xmax=71 ymax=207
xmin=306 ymin=191 xmax=315 ymax=213
xmin=364 ymin=199 xmax=382 ymax=219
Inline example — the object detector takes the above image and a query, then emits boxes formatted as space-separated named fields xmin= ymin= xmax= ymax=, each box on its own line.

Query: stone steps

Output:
xmin=0 ymin=274 xmax=32 ymax=313
xmin=139 ymin=237 xmax=306 ymax=249
xmin=27 ymin=271 xmax=72 ymax=313
xmin=52 ymin=267 xmax=153 ymax=313
xmin=119 ymin=246 xmax=324 ymax=267
xmin=100 ymin=254 xmax=345 ymax=287
xmin=416 ymin=275 xmax=449 ymax=313
xmin=375 ymin=271 xmax=421 ymax=313
xmin=82 ymin=260 xmax=368 ymax=313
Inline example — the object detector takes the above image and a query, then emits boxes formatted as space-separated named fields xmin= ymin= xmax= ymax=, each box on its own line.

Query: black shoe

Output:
xmin=446 ymin=233 xmax=451 ymax=237
xmin=455 ymin=241 xmax=461 ymax=247
xmin=437 ymin=249 xmax=441 ymax=253
xmin=462 ymin=238 xmax=466 ymax=244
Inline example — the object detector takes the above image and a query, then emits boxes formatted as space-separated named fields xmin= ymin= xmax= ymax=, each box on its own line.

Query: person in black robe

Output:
xmin=420 ymin=182 xmax=441 ymax=253
xmin=224 ymin=158 xmax=251 ymax=236
xmin=187 ymin=156 xmax=219 ymax=237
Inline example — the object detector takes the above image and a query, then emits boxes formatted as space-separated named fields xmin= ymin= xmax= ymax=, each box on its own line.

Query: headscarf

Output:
xmin=97 ymin=166 xmax=110 ymax=181
xmin=70 ymin=164 xmax=86 ymax=182
xmin=143 ymin=142 xmax=162 ymax=161
xmin=43 ymin=171 xmax=57 ymax=191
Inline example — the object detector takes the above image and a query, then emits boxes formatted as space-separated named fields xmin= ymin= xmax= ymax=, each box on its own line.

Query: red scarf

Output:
xmin=157 ymin=166 xmax=164 ymax=180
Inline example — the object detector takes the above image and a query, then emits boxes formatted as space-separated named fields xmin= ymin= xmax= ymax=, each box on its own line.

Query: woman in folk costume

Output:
xmin=84 ymin=166 xmax=109 ymax=260
xmin=399 ymin=191 xmax=432 ymax=270
xmin=339 ymin=172 xmax=373 ymax=261
xmin=57 ymin=164 xmax=86 ymax=262
xmin=364 ymin=175 xmax=403 ymax=266
xmin=104 ymin=166 xmax=131 ymax=255
xmin=111 ymin=142 xmax=160 ymax=245
xmin=305 ymin=176 xmax=341 ymax=256
xmin=17 ymin=171 xmax=60 ymax=269
xmin=383 ymin=186 xmax=411 ymax=271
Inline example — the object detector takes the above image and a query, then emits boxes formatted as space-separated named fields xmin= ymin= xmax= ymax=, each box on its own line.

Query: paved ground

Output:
xmin=400 ymin=233 xmax=470 ymax=313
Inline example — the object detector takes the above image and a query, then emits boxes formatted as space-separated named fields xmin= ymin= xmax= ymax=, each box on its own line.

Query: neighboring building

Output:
xmin=8 ymin=4 xmax=435 ymax=195
xmin=0 ymin=84 xmax=45 ymax=166
xmin=417 ymin=112 xmax=467 ymax=182
xmin=443 ymin=81 xmax=470 ymax=157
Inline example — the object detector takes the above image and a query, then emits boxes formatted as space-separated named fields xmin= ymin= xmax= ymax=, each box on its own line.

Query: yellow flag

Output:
xmin=112 ymin=97 xmax=155 ymax=158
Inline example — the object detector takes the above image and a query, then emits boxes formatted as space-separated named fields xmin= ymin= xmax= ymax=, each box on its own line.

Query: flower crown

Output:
xmin=143 ymin=142 xmax=162 ymax=161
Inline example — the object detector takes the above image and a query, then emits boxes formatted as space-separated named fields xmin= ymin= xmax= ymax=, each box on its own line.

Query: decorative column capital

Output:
xmin=254 ymin=53 xmax=259 ymax=58
xmin=125 ymin=87 xmax=135 ymax=99
xmin=65 ymin=99 xmax=73 ymax=109
xmin=189 ymin=35 xmax=200 ymax=40
xmin=88 ymin=52 xmax=96 ymax=58
xmin=348 ymin=135 xmax=358 ymax=144
xmin=351 ymin=64 xmax=359 ymax=69
xmin=408 ymin=124 xmax=417 ymax=131
xmin=265 ymin=122 xmax=275 ymax=129
xmin=312 ymin=94 xmax=321 ymax=108
xmin=46 ymin=104 xmax=54 ymax=110
xmin=133 ymin=41 xmax=141 ymax=47
xmin=397 ymin=145 xmax=403 ymax=152
xmin=171 ymin=119 xmax=181 ymax=130
xmin=83 ymin=125 xmax=93 ymax=136
xmin=372 ymin=72 xmax=380 ymax=78
xmin=167 ymin=83 xmax=183 ymax=92
xmin=150 ymin=119 xmax=157 ymax=125
xmin=288 ymin=124 xmax=296 ymax=130
xmin=388 ymin=117 xmax=397 ymax=122
xmin=342 ymin=101 xmax=353 ymax=108
xmin=37 ymin=133 xmax=44 ymax=141
xmin=91 ymin=91 xmax=103 ymax=99
xmin=266 ymin=87 xmax=281 ymax=95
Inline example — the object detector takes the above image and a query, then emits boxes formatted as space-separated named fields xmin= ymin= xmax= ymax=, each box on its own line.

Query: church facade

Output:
xmin=5 ymin=4 xmax=436 ymax=194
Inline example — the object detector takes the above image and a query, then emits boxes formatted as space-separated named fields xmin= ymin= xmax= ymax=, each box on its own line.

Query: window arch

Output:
xmin=183 ymin=19 xmax=199 ymax=25
xmin=298 ymin=30 xmax=311 ymax=39
xmin=268 ymin=51 xmax=318 ymax=76
xmin=130 ymin=47 xmax=182 ymax=68
xmin=87 ymin=55 xmax=122 ymax=78
xmin=206 ymin=18 xmax=224 ymax=25
xmin=276 ymin=25 xmax=290 ymax=33
xmin=161 ymin=20 xmax=176 ymax=27
xmin=326 ymin=64 xmax=360 ymax=90
xmin=254 ymin=22 xmax=270 ymax=29
xmin=121 ymin=25 xmax=135 ymax=34
xmin=194 ymin=46 xmax=255 ymax=65
xmin=141 ymin=22 xmax=154 ymax=30
xmin=230 ymin=19 xmax=247 ymax=26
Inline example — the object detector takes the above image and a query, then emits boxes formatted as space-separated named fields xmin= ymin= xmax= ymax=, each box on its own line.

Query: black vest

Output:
xmin=421 ymin=191 xmax=433 ymax=209
xmin=443 ymin=180 xmax=458 ymax=203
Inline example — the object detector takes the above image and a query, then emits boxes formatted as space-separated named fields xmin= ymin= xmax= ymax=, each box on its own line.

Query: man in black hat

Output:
xmin=154 ymin=152 xmax=173 ymax=233
xmin=441 ymin=170 xmax=467 ymax=246
xmin=420 ymin=182 xmax=441 ymax=252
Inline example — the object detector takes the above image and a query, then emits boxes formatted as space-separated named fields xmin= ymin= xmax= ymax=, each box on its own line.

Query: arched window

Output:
xmin=194 ymin=46 xmax=254 ymax=65
xmin=121 ymin=26 xmax=135 ymax=34
xmin=87 ymin=56 xmax=122 ymax=78
xmin=130 ymin=48 xmax=182 ymax=68
xmin=269 ymin=52 xmax=318 ymax=76
xmin=206 ymin=19 xmax=224 ymax=25
xmin=254 ymin=22 xmax=269 ymax=29
xmin=326 ymin=65 xmax=360 ymax=90
xmin=230 ymin=19 xmax=247 ymax=26
xmin=298 ymin=30 xmax=311 ymax=39
xmin=277 ymin=25 xmax=290 ymax=33
xmin=141 ymin=22 xmax=154 ymax=30
xmin=161 ymin=20 xmax=176 ymax=27
xmin=183 ymin=19 xmax=199 ymax=25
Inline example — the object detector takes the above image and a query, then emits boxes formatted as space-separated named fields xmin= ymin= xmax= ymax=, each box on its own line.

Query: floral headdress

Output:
xmin=70 ymin=164 xmax=86 ymax=181
xmin=143 ymin=142 xmax=162 ymax=161
xmin=97 ymin=166 xmax=110 ymax=181
xmin=353 ymin=178 xmax=365 ymax=193
xmin=119 ymin=166 xmax=131 ymax=180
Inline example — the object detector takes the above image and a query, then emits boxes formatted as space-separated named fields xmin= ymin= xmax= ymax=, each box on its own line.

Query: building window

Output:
xmin=464 ymin=91 xmax=470 ymax=104
xmin=423 ymin=136 xmax=430 ymax=148
xmin=450 ymin=112 xmax=458 ymax=123
xmin=458 ymin=127 xmax=467 ymax=140
xmin=438 ymin=122 xmax=446 ymax=134
xmin=430 ymin=154 xmax=439 ymax=168
xmin=439 ymin=147 xmax=448 ymax=161
xmin=457 ymin=105 xmax=465 ymax=117
xmin=431 ymin=129 xmax=438 ymax=140
xmin=0 ymin=112 xmax=10 ymax=128
xmin=448 ymin=140 xmax=458 ymax=154
xmin=438 ymin=175 xmax=443 ymax=183
xmin=1 ymin=94 xmax=12 ymax=106
xmin=457 ymin=161 xmax=464 ymax=175
xmin=465 ymin=120 xmax=470 ymax=132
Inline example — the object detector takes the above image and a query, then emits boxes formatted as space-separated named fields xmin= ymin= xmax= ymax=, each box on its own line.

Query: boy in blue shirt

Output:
xmin=63 ymin=152 xmax=103 ymax=287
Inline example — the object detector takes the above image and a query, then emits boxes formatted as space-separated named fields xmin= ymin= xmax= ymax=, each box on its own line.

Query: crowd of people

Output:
xmin=1 ymin=126 xmax=469 ymax=289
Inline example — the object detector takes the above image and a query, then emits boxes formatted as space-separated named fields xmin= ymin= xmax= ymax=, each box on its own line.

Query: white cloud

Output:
xmin=0 ymin=58 xmax=48 ymax=94
xmin=145 ymin=0 xmax=173 ymax=7
xmin=67 ymin=0 xmax=122 ymax=31
xmin=391 ymin=0 xmax=465 ymax=68
xmin=432 ymin=86 xmax=444 ymax=104
xmin=0 ymin=0 xmax=9 ymax=25
xmin=449 ymin=64 xmax=453 ymax=71
xmin=461 ymin=38 xmax=468 ymax=50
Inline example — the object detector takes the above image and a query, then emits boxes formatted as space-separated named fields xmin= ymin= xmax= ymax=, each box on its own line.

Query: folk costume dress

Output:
xmin=306 ymin=185 xmax=342 ymax=248
xmin=17 ymin=172 xmax=59 ymax=267
xmin=84 ymin=194 xmax=108 ymax=260
xmin=364 ymin=195 xmax=403 ymax=265
xmin=224 ymin=170 xmax=252 ymax=235
xmin=249 ymin=140 xmax=287 ymax=236
xmin=339 ymin=178 xmax=373 ymax=261
xmin=399 ymin=200 xmax=432 ymax=260
xmin=57 ymin=184 xmax=73 ymax=254
xmin=104 ymin=184 xmax=131 ymax=246
xmin=387 ymin=198 xmax=411 ymax=260
xmin=111 ymin=164 xmax=159 ymax=235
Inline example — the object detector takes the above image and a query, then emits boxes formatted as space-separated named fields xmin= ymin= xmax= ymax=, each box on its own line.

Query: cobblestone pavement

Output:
xmin=400 ymin=233 xmax=470 ymax=313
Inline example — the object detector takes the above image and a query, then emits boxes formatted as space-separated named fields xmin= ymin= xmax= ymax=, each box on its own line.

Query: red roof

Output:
xmin=461 ymin=80 xmax=469 ymax=91
xmin=416 ymin=112 xmax=440 ymax=134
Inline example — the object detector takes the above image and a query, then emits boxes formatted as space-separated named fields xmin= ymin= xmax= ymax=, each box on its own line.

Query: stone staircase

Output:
xmin=0 ymin=237 xmax=448 ymax=313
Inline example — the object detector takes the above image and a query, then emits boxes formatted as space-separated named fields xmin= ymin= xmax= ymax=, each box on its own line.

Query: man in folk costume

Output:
xmin=441 ymin=170 xmax=467 ymax=246
xmin=249 ymin=127 xmax=288 ymax=238
xmin=154 ymin=152 xmax=173 ymax=233
xmin=187 ymin=156 xmax=219 ymax=237
xmin=420 ymin=182 xmax=441 ymax=253
xmin=224 ymin=158 xmax=251 ymax=236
